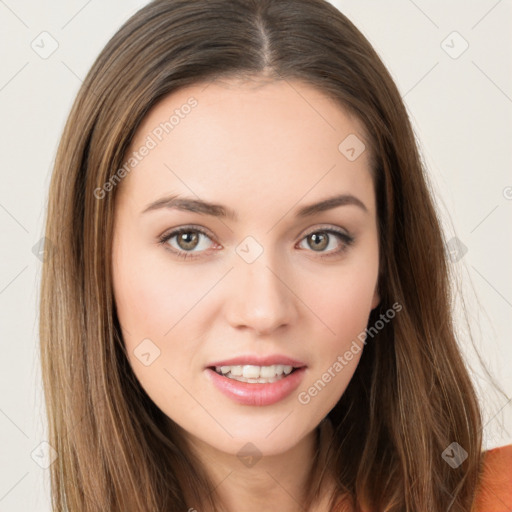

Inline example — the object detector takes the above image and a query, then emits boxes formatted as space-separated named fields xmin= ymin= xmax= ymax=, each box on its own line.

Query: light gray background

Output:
xmin=0 ymin=1 xmax=510 ymax=510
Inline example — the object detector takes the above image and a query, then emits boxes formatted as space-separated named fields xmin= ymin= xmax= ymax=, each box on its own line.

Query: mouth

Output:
xmin=204 ymin=355 xmax=307 ymax=405
xmin=204 ymin=358 xmax=307 ymax=406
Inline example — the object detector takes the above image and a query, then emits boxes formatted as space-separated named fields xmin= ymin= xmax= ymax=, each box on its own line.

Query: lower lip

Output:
xmin=205 ymin=367 xmax=307 ymax=406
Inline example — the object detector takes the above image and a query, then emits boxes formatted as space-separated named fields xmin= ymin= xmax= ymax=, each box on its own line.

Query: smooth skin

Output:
xmin=112 ymin=77 xmax=380 ymax=512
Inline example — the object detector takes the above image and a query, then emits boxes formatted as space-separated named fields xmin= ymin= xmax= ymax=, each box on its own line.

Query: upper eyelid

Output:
xmin=301 ymin=224 xmax=351 ymax=237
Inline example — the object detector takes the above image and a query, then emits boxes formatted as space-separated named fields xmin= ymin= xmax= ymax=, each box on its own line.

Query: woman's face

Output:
xmin=112 ymin=77 xmax=380 ymax=457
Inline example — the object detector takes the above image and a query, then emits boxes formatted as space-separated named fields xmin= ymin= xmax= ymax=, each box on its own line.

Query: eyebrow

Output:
xmin=141 ymin=193 xmax=368 ymax=220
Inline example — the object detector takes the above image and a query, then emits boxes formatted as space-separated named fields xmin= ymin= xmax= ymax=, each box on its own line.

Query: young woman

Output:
xmin=39 ymin=0 xmax=512 ymax=510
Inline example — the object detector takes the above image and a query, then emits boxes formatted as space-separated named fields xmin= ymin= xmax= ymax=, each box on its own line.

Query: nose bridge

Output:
xmin=227 ymin=240 xmax=297 ymax=334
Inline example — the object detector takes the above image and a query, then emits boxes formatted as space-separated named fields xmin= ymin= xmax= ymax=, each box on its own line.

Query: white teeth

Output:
xmin=230 ymin=365 xmax=243 ymax=376
xmin=242 ymin=365 xmax=261 ymax=379
xmin=213 ymin=364 xmax=297 ymax=381
xmin=260 ymin=365 xmax=276 ymax=378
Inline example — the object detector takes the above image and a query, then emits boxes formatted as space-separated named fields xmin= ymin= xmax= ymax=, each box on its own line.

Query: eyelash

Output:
xmin=158 ymin=225 xmax=355 ymax=261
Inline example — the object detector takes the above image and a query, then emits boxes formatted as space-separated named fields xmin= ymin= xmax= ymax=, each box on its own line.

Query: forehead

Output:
xmin=118 ymin=78 xmax=374 ymax=216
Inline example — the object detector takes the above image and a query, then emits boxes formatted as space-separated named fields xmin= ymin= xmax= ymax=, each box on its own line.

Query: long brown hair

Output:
xmin=40 ymin=0 xmax=499 ymax=510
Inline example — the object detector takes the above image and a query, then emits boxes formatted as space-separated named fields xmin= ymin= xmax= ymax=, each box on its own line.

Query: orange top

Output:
xmin=473 ymin=444 xmax=512 ymax=512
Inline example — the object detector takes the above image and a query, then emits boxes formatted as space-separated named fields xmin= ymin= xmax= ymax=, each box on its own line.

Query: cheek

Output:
xmin=307 ymin=263 xmax=378 ymax=341
xmin=297 ymin=257 xmax=377 ymax=400
xmin=112 ymin=241 xmax=220 ymax=397
xmin=112 ymin=241 xmax=214 ymax=340
xmin=295 ymin=281 xmax=372 ymax=415
xmin=112 ymin=249 xmax=201 ymax=408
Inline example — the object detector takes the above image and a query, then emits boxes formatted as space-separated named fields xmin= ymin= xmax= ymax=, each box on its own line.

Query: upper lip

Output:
xmin=207 ymin=355 xmax=307 ymax=368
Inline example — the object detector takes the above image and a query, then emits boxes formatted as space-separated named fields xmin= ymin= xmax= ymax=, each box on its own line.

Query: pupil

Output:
xmin=310 ymin=232 xmax=328 ymax=251
xmin=179 ymin=232 xmax=198 ymax=249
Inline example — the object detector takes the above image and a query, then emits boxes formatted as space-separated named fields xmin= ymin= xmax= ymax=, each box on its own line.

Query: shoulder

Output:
xmin=473 ymin=444 xmax=512 ymax=512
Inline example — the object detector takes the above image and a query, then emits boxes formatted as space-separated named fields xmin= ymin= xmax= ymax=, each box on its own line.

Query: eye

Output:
xmin=158 ymin=225 xmax=355 ymax=260
xmin=158 ymin=226 xmax=217 ymax=260
xmin=297 ymin=227 xmax=355 ymax=258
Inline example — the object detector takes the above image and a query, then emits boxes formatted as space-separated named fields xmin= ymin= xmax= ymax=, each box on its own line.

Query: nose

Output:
xmin=225 ymin=256 xmax=299 ymax=336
